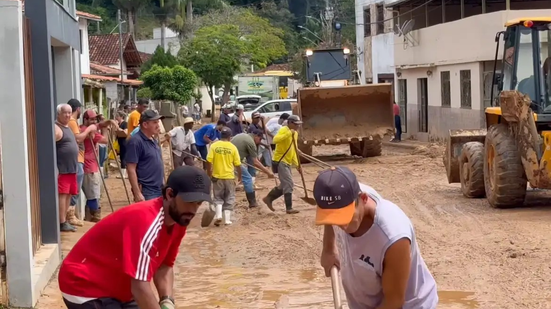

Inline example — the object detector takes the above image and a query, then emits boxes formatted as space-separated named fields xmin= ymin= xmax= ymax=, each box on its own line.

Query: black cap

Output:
xmin=139 ymin=109 xmax=165 ymax=124
xmin=167 ymin=166 xmax=212 ymax=203
xmin=287 ymin=115 xmax=303 ymax=124
xmin=250 ymin=128 xmax=264 ymax=137
xmin=279 ymin=113 xmax=290 ymax=120
xmin=313 ymin=166 xmax=360 ymax=226
xmin=138 ymin=98 xmax=149 ymax=106
xmin=252 ymin=111 xmax=261 ymax=119
xmin=67 ymin=99 xmax=82 ymax=112
xmin=220 ymin=127 xmax=232 ymax=138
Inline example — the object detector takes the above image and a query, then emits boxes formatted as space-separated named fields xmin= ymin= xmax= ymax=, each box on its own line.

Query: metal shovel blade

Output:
xmin=301 ymin=196 xmax=317 ymax=206
xmin=201 ymin=203 xmax=216 ymax=228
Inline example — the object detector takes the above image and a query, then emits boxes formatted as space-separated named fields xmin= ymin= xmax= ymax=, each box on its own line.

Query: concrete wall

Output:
xmin=0 ymin=2 xmax=61 ymax=307
xmin=47 ymin=0 xmax=79 ymax=50
xmin=78 ymin=18 xmax=90 ymax=74
xmin=135 ymin=37 xmax=181 ymax=56
xmin=394 ymin=9 xmax=551 ymax=67
xmin=397 ymin=62 xmax=484 ymax=141
xmin=355 ymin=0 xmax=395 ymax=84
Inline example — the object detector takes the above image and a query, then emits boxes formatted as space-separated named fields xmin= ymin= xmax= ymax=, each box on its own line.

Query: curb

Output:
xmin=382 ymin=141 xmax=423 ymax=150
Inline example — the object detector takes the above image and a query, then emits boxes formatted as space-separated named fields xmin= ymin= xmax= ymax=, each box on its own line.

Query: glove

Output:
xmin=160 ymin=298 xmax=175 ymax=309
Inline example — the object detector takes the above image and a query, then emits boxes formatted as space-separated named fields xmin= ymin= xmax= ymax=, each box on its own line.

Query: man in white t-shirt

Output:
xmin=165 ymin=117 xmax=199 ymax=168
xmin=193 ymin=101 xmax=202 ymax=124
xmin=264 ymin=113 xmax=290 ymax=150
xmin=314 ymin=166 xmax=438 ymax=309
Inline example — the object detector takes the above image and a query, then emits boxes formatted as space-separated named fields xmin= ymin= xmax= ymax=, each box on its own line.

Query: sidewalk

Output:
xmin=35 ymin=178 xmax=131 ymax=309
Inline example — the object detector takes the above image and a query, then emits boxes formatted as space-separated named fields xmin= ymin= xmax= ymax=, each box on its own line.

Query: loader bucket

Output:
xmin=297 ymin=84 xmax=394 ymax=141
xmin=444 ymin=129 xmax=487 ymax=184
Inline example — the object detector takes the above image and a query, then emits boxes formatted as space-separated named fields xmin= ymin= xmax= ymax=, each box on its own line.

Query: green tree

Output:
xmin=140 ymin=64 xmax=197 ymax=104
xmin=190 ymin=6 xmax=287 ymax=68
xmin=179 ymin=24 xmax=245 ymax=120
xmin=141 ymin=46 xmax=179 ymax=75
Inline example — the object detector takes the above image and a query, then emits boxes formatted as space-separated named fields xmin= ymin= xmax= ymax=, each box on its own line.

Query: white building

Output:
xmin=355 ymin=0 xmax=396 ymax=85
xmin=384 ymin=0 xmax=551 ymax=141
xmin=135 ymin=27 xmax=181 ymax=56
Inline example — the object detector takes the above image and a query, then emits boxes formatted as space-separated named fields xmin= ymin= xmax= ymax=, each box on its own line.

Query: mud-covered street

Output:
xmin=36 ymin=142 xmax=551 ymax=309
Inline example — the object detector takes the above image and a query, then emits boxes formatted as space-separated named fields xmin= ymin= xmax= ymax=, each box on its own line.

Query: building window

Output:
xmin=376 ymin=4 xmax=384 ymax=35
xmin=79 ymin=30 xmax=83 ymax=55
xmin=364 ymin=8 xmax=371 ymax=37
xmin=398 ymin=79 xmax=407 ymax=133
xmin=440 ymin=71 xmax=450 ymax=107
xmin=460 ymin=70 xmax=472 ymax=108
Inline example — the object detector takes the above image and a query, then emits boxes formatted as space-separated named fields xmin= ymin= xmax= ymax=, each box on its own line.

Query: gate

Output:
xmin=23 ymin=18 xmax=42 ymax=254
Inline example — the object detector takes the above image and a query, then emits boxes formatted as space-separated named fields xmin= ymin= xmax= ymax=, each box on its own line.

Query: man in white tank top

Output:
xmin=313 ymin=166 xmax=438 ymax=309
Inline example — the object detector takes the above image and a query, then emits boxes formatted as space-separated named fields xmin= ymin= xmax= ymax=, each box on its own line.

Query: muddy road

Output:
xmin=37 ymin=143 xmax=551 ymax=309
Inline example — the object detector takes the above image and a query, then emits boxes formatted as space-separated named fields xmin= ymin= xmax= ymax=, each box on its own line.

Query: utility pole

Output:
xmin=323 ymin=0 xmax=335 ymax=46
xmin=117 ymin=9 xmax=124 ymax=107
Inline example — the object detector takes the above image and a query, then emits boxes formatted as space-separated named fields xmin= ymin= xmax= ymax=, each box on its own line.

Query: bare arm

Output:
xmin=323 ymin=225 xmax=337 ymax=252
xmin=74 ymin=126 xmax=96 ymax=143
xmin=377 ymin=238 xmax=412 ymax=309
xmin=206 ymin=162 xmax=213 ymax=178
xmin=235 ymin=164 xmax=242 ymax=182
xmin=153 ymin=265 xmax=174 ymax=299
xmin=127 ymin=163 xmax=141 ymax=195
xmin=54 ymin=125 xmax=63 ymax=142
xmin=252 ymin=157 xmax=272 ymax=176
xmin=131 ymin=279 xmax=161 ymax=309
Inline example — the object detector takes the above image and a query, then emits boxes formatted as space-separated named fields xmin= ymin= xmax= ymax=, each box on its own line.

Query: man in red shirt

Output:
xmin=59 ymin=166 xmax=212 ymax=309
xmin=80 ymin=109 xmax=116 ymax=222
xmin=393 ymin=101 xmax=402 ymax=142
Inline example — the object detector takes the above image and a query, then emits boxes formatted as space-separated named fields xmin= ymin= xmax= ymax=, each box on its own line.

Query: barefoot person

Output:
xmin=315 ymin=166 xmax=438 ymax=309
xmin=59 ymin=166 xmax=212 ymax=309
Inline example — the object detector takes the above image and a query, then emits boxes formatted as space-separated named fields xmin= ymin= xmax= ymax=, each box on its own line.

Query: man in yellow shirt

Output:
xmin=126 ymin=99 xmax=149 ymax=138
xmin=207 ymin=127 xmax=242 ymax=226
xmin=262 ymin=115 xmax=302 ymax=214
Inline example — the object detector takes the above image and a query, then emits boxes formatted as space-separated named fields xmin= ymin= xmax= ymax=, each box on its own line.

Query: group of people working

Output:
xmin=57 ymin=100 xmax=439 ymax=309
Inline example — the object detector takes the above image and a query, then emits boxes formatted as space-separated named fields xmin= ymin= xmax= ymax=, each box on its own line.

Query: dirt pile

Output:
xmin=411 ymin=143 xmax=445 ymax=158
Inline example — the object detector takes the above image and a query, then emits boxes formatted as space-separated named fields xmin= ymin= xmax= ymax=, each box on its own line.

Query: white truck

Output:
xmin=237 ymin=76 xmax=279 ymax=101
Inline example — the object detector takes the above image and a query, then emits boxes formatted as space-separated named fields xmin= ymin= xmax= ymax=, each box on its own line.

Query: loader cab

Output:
xmin=494 ymin=18 xmax=551 ymax=114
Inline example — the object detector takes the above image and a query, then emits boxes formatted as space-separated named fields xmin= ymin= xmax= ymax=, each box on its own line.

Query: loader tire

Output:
xmin=459 ymin=142 xmax=485 ymax=198
xmin=483 ymin=124 xmax=527 ymax=208
xmin=349 ymin=137 xmax=382 ymax=158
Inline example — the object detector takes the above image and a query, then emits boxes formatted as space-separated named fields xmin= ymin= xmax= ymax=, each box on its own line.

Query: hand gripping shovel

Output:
xmin=330 ymin=266 xmax=343 ymax=309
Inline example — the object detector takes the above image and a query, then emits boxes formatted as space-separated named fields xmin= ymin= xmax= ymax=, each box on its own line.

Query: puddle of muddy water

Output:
xmin=177 ymin=229 xmax=482 ymax=308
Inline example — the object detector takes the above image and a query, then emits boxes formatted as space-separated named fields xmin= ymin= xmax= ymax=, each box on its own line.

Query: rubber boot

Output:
xmin=117 ymin=168 xmax=128 ymax=179
xmin=246 ymin=191 xmax=259 ymax=208
xmin=84 ymin=206 xmax=92 ymax=222
xmin=67 ymin=206 xmax=84 ymax=227
xmin=262 ymin=187 xmax=283 ymax=212
xmin=214 ymin=204 xmax=223 ymax=227
xmin=224 ymin=210 xmax=233 ymax=225
xmin=90 ymin=208 xmax=102 ymax=223
xmin=285 ymin=193 xmax=299 ymax=214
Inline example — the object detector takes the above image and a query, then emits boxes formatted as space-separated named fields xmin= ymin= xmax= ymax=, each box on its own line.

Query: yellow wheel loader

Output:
xmin=444 ymin=18 xmax=551 ymax=208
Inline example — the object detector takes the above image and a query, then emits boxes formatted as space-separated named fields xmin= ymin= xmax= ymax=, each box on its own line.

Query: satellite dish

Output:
xmin=401 ymin=19 xmax=415 ymax=36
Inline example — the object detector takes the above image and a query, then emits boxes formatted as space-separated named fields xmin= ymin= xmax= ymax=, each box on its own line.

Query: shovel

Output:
xmin=291 ymin=136 xmax=317 ymax=206
xmin=200 ymin=202 xmax=216 ymax=228
xmin=330 ymin=266 xmax=343 ymax=309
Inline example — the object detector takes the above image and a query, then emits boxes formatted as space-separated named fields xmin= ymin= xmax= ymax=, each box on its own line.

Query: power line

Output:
xmin=340 ymin=0 xmax=438 ymax=26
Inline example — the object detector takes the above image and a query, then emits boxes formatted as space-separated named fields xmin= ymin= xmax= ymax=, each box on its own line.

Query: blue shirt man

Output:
xmin=194 ymin=120 xmax=226 ymax=160
xmin=126 ymin=110 xmax=165 ymax=201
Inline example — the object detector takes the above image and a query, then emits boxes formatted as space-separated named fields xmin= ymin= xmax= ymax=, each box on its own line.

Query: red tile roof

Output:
xmin=90 ymin=62 xmax=128 ymax=75
xmin=256 ymin=63 xmax=291 ymax=73
xmin=82 ymin=74 xmax=143 ymax=86
xmin=139 ymin=51 xmax=152 ymax=63
xmin=89 ymin=33 xmax=143 ymax=67
xmin=77 ymin=11 xmax=102 ymax=21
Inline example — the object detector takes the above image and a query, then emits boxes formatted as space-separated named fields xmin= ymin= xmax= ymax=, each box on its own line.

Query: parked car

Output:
xmin=240 ymin=99 xmax=296 ymax=125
